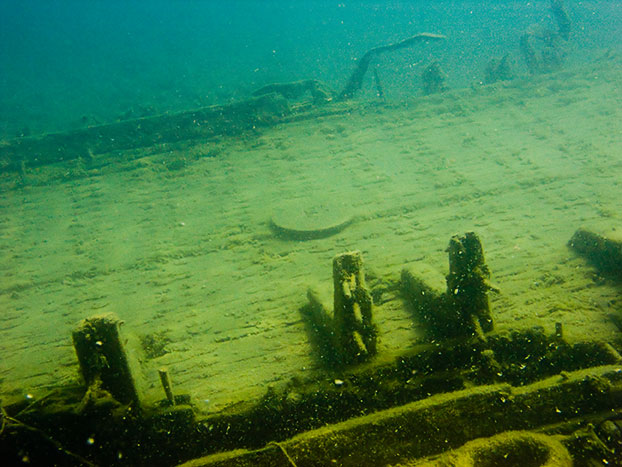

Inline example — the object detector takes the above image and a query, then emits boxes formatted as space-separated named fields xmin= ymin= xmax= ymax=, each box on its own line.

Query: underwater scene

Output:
xmin=1 ymin=1 xmax=622 ymax=465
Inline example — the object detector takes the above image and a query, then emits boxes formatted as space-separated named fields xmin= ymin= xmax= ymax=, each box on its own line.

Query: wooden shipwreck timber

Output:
xmin=0 ymin=33 xmax=445 ymax=175
xmin=1 ymin=229 xmax=622 ymax=466
xmin=2 ymin=14 xmax=621 ymax=464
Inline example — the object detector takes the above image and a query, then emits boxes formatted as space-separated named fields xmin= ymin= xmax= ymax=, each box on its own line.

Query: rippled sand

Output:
xmin=1 ymin=55 xmax=621 ymax=411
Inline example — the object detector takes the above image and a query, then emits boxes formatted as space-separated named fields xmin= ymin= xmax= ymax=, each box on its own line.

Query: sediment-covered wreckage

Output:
xmin=1 ymin=226 xmax=622 ymax=465
xmin=2 ymin=9 xmax=622 ymax=464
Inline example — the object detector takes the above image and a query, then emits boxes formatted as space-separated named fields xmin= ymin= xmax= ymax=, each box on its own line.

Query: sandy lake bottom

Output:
xmin=1 ymin=54 xmax=621 ymax=413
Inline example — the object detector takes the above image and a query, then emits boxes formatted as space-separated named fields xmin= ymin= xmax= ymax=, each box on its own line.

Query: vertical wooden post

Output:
xmin=158 ymin=368 xmax=176 ymax=406
xmin=333 ymin=251 xmax=377 ymax=364
xmin=72 ymin=313 xmax=140 ymax=406
xmin=446 ymin=232 xmax=495 ymax=338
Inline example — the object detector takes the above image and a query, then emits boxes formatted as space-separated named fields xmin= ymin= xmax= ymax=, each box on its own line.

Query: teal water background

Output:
xmin=0 ymin=1 xmax=620 ymax=138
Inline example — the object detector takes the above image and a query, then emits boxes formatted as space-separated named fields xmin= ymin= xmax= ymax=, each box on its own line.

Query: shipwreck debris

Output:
xmin=415 ymin=430 xmax=573 ymax=466
xmin=159 ymin=368 xmax=176 ymax=407
xmin=569 ymin=227 xmax=622 ymax=333
xmin=484 ymin=54 xmax=514 ymax=84
xmin=568 ymin=227 xmax=622 ymax=279
xmin=551 ymin=0 xmax=572 ymax=40
xmin=333 ymin=251 xmax=377 ymax=362
xmin=520 ymin=0 xmax=571 ymax=74
xmin=303 ymin=251 xmax=377 ymax=366
xmin=72 ymin=313 xmax=140 ymax=408
xmin=269 ymin=196 xmax=355 ymax=241
xmin=3 ymin=242 xmax=622 ymax=466
xmin=0 ymin=93 xmax=291 ymax=173
xmin=402 ymin=232 xmax=497 ymax=340
xmin=421 ymin=60 xmax=448 ymax=95
xmin=251 ymin=79 xmax=334 ymax=105
xmin=338 ymin=32 xmax=446 ymax=100
xmin=1 ymin=32 xmax=446 ymax=174
xmin=180 ymin=365 xmax=622 ymax=466
xmin=446 ymin=232 xmax=496 ymax=335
